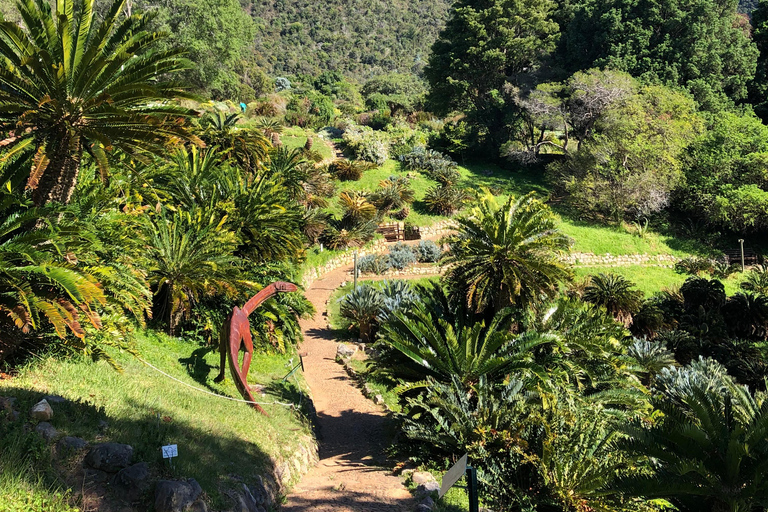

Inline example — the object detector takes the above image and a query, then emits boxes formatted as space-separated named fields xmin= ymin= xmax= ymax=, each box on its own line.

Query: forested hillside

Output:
xmin=247 ymin=0 xmax=452 ymax=80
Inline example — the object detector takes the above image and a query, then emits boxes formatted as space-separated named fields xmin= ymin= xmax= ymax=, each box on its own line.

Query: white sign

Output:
xmin=439 ymin=453 xmax=468 ymax=498
xmin=161 ymin=444 xmax=178 ymax=459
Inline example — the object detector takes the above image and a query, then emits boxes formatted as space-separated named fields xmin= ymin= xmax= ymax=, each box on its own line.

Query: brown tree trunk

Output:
xmin=31 ymin=135 xmax=83 ymax=206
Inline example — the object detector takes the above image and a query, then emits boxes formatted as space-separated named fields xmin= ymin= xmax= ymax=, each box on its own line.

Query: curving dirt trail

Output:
xmin=282 ymin=262 xmax=422 ymax=512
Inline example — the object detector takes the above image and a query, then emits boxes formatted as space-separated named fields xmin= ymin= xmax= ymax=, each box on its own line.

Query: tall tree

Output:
xmin=0 ymin=0 xmax=197 ymax=205
xmin=559 ymin=0 xmax=757 ymax=111
xmin=424 ymin=0 xmax=560 ymax=147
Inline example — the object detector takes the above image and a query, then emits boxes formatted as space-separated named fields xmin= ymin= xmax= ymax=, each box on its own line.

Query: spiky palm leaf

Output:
xmin=339 ymin=285 xmax=384 ymax=342
xmin=741 ymin=265 xmax=768 ymax=296
xmin=583 ymin=273 xmax=643 ymax=326
xmin=617 ymin=359 xmax=768 ymax=511
xmin=0 ymin=0 xmax=199 ymax=205
xmin=442 ymin=191 xmax=572 ymax=314
xmin=0 ymin=192 xmax=104 ymax=338
xmin=339 ymin=190 xmax=377 ymax=223
xmin=199 ymin=112 xmax=271 ymax=173
xmin=142 ymin=207 xmax=243 ymax=335
xmin=379 ymin=294 xmax=547 ymax=385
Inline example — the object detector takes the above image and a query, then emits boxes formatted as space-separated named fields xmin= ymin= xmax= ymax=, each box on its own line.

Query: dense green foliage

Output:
xmin=248 ymin=0 xmax=452 ymax=81
xmin=558 ymin=0 xmax=757 ymax=111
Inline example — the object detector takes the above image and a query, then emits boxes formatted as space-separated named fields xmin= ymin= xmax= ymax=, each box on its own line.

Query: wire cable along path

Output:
xmin=134 ymin=356 xmax=297 ymax=409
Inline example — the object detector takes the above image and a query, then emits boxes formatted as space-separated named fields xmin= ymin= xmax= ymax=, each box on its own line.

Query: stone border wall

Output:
xmin=565 ymin=252 xmax=680 ymax=267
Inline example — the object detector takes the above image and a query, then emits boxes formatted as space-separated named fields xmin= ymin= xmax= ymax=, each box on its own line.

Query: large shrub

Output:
xmin=358 ymin=254 xmax=392 ymax=275
xmin=424 ymin=185 xmax=468 ymax=216
xmin=400 ymin=147 xmax=460 ymax=185
xmin=343 ymin=125 xmax=391 ymax=164
xmin=415 ymin=240 xmax=442 ymax=263
xmin=339 ymin=285 xmax=384 ymax=342
xmin=388 ymin=243 xmax=417 ymax=270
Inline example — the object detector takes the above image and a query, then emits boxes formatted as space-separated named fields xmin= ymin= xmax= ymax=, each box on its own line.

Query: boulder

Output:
xmin=154 ymin=479 xmax=203 ymax=512
xmin=374 ymin=394 xmax=384 ymax=405
xmin=84 ymin=443 xmax=133 ymax=473
xmin=30 ymin=399 xmax=53 ymax=421
xmin=411 ymin=471 xmax=437 ymax=486
xmin=35 ymin=421 xmax=58 ymax=442
xmin=335 ymin=343 xmax=357 ymax=361
xmin=113 ymin=462 xmax=150 ymax=502
xmin=420 ymin=496 xmax=436 ymax=509
xmin=57 ymin=436 xmax=89 ymax=454
xmin=415 ymin=481 xmax=440 ymax=497
xmin=416 ymin=505 xmax=433 ymax=512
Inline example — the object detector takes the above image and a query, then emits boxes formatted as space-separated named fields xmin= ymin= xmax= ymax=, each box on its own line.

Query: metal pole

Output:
xmin=353 ymin=251 xmax=358 ymax=290
xmin=466 ymin=466 xmax=479 ymax=512
xmin=739 ymin=239 xmax=745 ymax=272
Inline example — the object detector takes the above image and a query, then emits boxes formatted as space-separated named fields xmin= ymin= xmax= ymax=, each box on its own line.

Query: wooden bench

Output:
xmin=376 ymin=223 xmax=402 ymax=242
xmin=724 ymin=248 xmax=760 ymax=266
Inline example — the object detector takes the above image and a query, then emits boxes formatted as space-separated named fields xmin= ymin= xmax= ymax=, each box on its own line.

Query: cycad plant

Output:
xmin=442 ymin=191 xmax=572 ymax=314
xmin=378 ymin=295 xmax=545 ymax=385
xmin=0 ymin=192 xmax=104 ymax=338
xmin=142 ymin=208 xmax=241 ymax=335
xmin=339 ymin=285 xmax=384 ymax=342
xmin=618 ymin=359 xmax=768 ymax=511
xmin=199 ymin=112 xmax=270 ymax=173
xmin=0 ymin=0 xmax=198 ymax=205
xmin=583 ymin=273 xmax=643 ymax=326
xmin=742 ymin=265 xmax=768 ymax=296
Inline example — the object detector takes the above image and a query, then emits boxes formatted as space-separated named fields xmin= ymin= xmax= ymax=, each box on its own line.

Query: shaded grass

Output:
xmin=0 ymin=331 xmax=313 ymax=509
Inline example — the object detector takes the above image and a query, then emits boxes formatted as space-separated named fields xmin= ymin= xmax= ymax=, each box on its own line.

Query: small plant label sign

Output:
xmin=162 ymin=444 xmax=178 ymax=459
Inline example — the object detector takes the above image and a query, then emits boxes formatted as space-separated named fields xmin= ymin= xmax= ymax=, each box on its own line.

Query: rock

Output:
xmin=57 ymin=436 xmax=89 ymax=454
xmin=84 ymin=443 xmax=133 ymax=473
xmin=35 ymin=421 xmax=58 ymax=442
xmin=420 ymin=496 xmax=436 ymax=509
xmin=113 ymin=462 xmax=150 ymax=502
xmin=30 ymin=399 xmax=53 ymax=421
xmin=416 ymin=505 xmax=432 ymax=512
xmin=154 ymin=479 xmax=203 ymax=512
xmin=188 ymin=500 xmax=208 ymax=512
xmin=412 ymin=471 xmax=437 ymax=486
xmin=374 ymin=394 xmax=385 ymax=405
xmin=336 ymin=343 xmax=357 ymax=360
xmin=0 ymin=396 xmax=17 ymax=410
xmin=415 ymin=481 xmax=440 ymax=497
xmin=275 ymin=461 xmax=291 ymax=487
xmin=236 ymin=483 xmax=268 ymax=512
xmin=98 ymin=419 xmax=109 ymax=431
xmin=43 ymin=394 xmax=67 ymax=405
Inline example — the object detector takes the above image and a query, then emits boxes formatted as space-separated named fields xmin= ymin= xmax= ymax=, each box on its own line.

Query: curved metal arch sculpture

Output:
xmin=214 ymin=281 xmax=298 ymax=415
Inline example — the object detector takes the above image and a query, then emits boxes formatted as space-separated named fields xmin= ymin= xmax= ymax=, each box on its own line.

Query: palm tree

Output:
xmin=626 ymin=338 xmax=677 ymax=386
xmin=378 ymin=286 xmax=546 ymax=385
xmin=142 ymin=208 xmax=242 ymax=335
xmin=442 ymin=191 xmax=572 ymax=313
xmin=0 ymin=0 xmax=198 ymax=205
xmin=618 ymin=359 xmax=768 ymax=511
xmin=583 ymin=273 xmax=643 ymax=326
xmin=0 ymin=192 xmax=104 ymax=338
xmin=199 ymin=112 xmax=271 ymax=173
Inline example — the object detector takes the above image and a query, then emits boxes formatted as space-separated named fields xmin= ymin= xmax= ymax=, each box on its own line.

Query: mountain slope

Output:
xmin=248 ymin=0 xmax=452 ymax=81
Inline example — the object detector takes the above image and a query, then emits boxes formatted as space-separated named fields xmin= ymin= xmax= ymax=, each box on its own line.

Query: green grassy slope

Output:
xmin=0 ymin=332 xmax=312 ymax=510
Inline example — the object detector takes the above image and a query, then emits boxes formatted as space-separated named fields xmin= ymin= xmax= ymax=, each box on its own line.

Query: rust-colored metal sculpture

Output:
xmin=214 ymin=281 xmax=298 ymax=415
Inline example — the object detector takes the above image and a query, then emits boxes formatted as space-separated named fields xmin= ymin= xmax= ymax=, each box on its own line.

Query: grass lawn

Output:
xmin=281 ymin=126 xmax=334 ymax=161
xmin=0 ymin=332 xmax=312 ymax=510
xmin=325 ymin=158 xmax=710 ymax=258
xmin=574 ymin=265 xmax=748 ymax=297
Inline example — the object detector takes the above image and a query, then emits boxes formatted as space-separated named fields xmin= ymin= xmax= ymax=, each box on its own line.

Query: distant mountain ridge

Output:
xmin=246 ymin=0 xmax=453 ymax=81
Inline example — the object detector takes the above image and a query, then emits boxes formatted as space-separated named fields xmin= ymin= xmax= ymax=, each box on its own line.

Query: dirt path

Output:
xmin=282 ymin=262 xmax=416 ymax=512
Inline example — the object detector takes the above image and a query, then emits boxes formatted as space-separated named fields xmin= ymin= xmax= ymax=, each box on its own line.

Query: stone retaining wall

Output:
xmin=565 ymin=252 xmax=680 ymax=267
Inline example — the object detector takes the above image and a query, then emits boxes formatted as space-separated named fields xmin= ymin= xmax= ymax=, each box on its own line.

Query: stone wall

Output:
xmin=565 ymin=252 xmax=680 ymax=267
